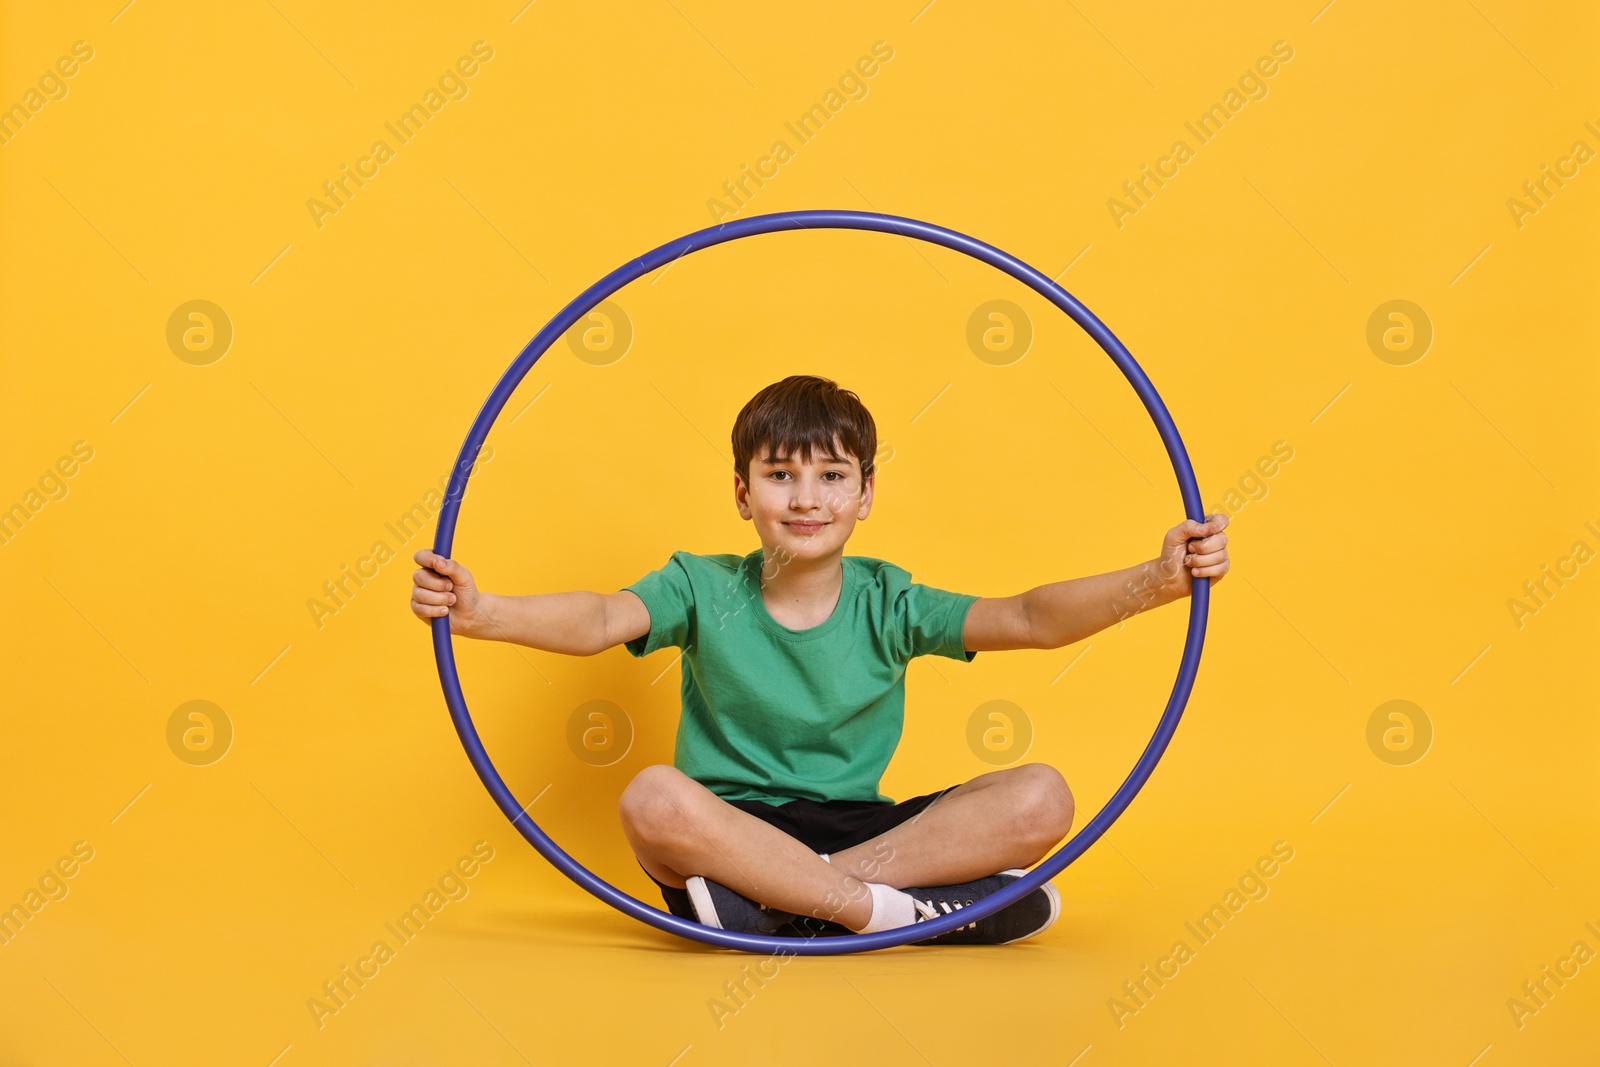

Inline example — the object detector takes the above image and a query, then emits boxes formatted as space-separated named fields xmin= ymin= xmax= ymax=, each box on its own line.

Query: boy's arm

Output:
xmin=474 ymin=589 xmax=650 ymax=655
xmin=963 ymin=514 xmax=1230 ymax=652
xmin=411 ymin=550 xmax=650 ymax=655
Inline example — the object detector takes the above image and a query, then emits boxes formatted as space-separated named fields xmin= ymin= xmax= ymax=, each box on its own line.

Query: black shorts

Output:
xmin=644 ymin=788 xmax=952 ymax=920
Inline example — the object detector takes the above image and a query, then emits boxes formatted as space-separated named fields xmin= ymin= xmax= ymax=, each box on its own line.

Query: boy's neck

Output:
xmin=755 ymin=545 xmax=844 ymax=617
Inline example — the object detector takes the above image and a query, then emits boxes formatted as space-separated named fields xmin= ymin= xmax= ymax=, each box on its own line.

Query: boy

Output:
xmin=411 ymin=375 xmax=1229 ymax=945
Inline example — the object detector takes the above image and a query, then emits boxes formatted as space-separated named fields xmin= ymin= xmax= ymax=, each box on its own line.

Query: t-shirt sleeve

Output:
xmin=621 ymin=552 xmax=695 ymax=658
xmin=895 ymin=576 xmax=981 ymax=663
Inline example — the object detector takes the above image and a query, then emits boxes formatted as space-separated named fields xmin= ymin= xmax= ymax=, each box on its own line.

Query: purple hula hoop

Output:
xmin=430 ymin=209 xmax=1209 ymax=954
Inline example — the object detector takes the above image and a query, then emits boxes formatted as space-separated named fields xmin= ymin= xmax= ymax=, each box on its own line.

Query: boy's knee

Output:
xmin=1013 ymin=763 xmax=1075 ymax=848
xmin=618 ymin=764 xmax=697 ymax=849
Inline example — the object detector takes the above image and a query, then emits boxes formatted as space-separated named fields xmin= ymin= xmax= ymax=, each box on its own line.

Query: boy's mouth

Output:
xmin=785 ymin=521 xmax=829 ymax=534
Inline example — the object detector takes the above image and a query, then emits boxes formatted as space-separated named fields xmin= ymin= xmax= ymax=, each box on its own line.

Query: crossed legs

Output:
xmin=618 ymin=763 xmax=1075 ymax=930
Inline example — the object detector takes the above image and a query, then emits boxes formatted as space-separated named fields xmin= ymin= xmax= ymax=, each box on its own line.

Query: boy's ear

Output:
xmin=732 ymin=472 xmax=752 ymax=519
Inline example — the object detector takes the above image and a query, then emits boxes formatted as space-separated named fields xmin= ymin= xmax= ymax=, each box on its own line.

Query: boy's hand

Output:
xmin=411 ymin=550 xmax=491 ymax=637
xmin=1157 ymin=513 xmax=1230 ymax=595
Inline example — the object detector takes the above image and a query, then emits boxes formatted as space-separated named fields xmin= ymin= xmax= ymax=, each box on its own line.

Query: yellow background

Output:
xmin=3 ymin=1 xmax=1596 ymax=1063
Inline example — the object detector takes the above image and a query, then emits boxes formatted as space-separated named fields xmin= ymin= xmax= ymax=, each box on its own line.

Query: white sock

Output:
xmin=852 ymin=882 xmax=918 ymax=933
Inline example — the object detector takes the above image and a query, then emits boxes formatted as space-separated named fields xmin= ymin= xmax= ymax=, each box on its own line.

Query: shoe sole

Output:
xmin=685 ymin=876 xmax=724 ymax=929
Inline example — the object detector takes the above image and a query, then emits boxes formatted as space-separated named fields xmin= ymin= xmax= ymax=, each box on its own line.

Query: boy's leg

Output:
xmin=827 ymin=763 xmax=1076 ymax=889
xmin=619 ymin=765 xmax=879 ymax=928
xmin=620 ymin=763 xmax=1074 ymax=930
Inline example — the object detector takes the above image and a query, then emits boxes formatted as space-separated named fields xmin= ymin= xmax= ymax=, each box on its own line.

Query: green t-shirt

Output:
xmin=622 ymin=548 xmax=980 ymax=806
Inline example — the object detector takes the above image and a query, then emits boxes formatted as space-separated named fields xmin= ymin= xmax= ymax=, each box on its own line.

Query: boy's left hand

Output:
xmin=1157 ymin=512 xmax=1230 ymax=595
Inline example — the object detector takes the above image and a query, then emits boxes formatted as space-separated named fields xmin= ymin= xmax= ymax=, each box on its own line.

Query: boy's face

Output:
xmin=734 ymin=438 xmax=874 ymax=564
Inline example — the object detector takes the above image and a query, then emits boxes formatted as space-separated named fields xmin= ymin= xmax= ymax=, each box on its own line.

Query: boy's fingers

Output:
xmin=413 ymin=588 xmax=454 ymax=607
xmin=413 ymin=568 xmax=452 ymax=591
xmin=1174 ymin=514 xmax=1228 ymax=541
xmin=411 ymin=599 xmax=448 ymax=619
xmin=437 ymin=556 xmax=471 ymax=583
xmin=413 ymin=549 xmax=454 ymax=573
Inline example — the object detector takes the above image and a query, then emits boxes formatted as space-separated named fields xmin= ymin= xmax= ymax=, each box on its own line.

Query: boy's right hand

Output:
xmin=411 ymin=550 xmax=490 ymax=637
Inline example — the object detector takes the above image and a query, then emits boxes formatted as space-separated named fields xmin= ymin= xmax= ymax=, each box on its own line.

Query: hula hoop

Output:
xmin=430 ymin=209 xmax=1209 ymax=955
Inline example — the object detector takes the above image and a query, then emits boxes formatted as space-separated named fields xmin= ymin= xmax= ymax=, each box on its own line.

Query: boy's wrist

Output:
xmin=465 ymin=592 xmax=501 ymax=641
xmin=1117 ymin=557 xmax=1186 ymax=616
xmin=1146 ymin=555 xmax=1189 ymax=602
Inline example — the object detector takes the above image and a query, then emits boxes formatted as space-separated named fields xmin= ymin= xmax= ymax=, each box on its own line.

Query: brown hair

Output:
xmin=731 ymin=375 xmax=877 ymax=487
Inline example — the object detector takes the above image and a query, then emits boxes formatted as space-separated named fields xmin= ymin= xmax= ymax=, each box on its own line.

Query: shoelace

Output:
xmin=912 ymin=896 xmax=978 ymax=933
